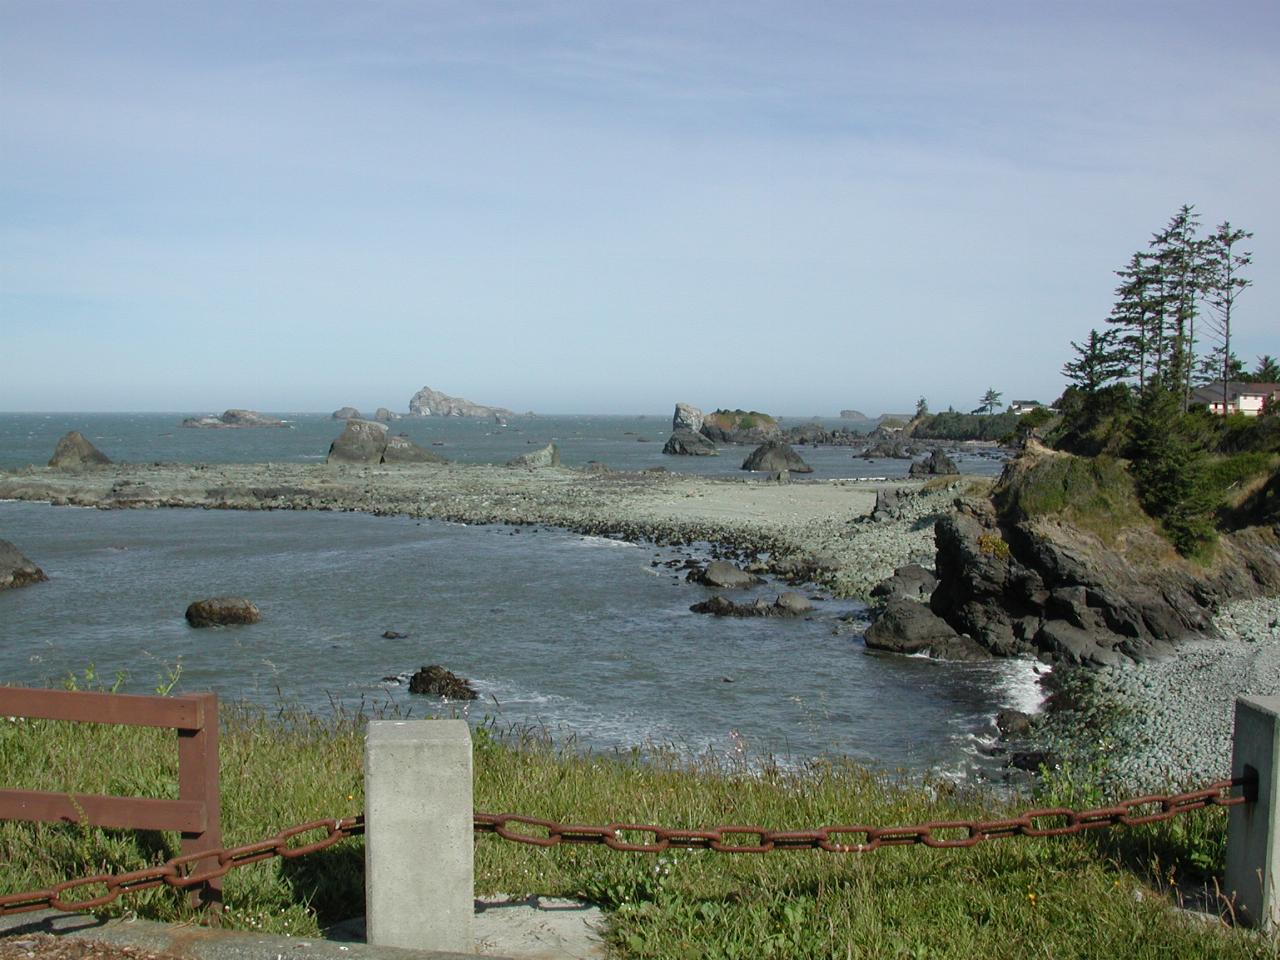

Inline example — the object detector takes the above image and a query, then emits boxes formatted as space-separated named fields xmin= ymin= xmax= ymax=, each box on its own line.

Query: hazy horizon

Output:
xmin=4 ymin=2 xmax=1277 ymax=415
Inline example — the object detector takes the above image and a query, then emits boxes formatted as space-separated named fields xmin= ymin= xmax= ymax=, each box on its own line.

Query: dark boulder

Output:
xmin=689 ymin=593 xmax=813 ymax=618
xmin=860 ymin=440 xmax=913 ymax=459
xmin=996 ymin=709 xmax=1034 ymax=738
xmin=870 ymin=487 xmax=903 ymax=522
xmin=687 ymin=560 xmax=762 ymax=589
xmin=699 ymin=410 xmax=782 ymax=445
xmin=327 ymin=420 xmax=390 ymax=464
xmin=332 ymin=406 xmax=362 ymax=420
xmin=185 ymin=597 xmax=261 ymax=627
xmin=909 ymin=449 xmax=959 ymax=477
xmin=870 ymin=564 xmax=938 ymax=603
xmin=49 ymin=431 xmax=111 ymax=469
xmin=663 ymin=429 xmax=718 ymax=456
xmin=741 ymin=441 xmax=813 ymax=474
xmin=864 ymin=598 xmax=991 ymax=661
xmin=408 ymin=665 xmax=478 ymax=700
xmin=0 ymin=540 xmax=48 ymax=590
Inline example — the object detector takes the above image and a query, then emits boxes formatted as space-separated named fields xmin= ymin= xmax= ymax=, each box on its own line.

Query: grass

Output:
xmin=994 ymin=451 xmax=1154 ymax=546
xmin=1 ymin=690 xmax=1274 ymax=959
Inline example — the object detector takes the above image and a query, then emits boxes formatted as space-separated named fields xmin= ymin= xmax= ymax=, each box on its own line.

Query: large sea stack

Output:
xmin=48 ymin=432 xmax=111 ymax=470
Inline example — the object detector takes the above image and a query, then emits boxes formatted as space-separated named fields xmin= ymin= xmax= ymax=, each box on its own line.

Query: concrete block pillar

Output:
xmin=365 ymin=720 xmax=474 ymax=953
xmin=1226 ymin=696 xmax=1278 ymax=928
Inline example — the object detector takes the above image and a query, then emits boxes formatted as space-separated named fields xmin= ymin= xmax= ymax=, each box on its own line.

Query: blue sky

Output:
xmin=3 ymin=1 xmax=1277 ymax=415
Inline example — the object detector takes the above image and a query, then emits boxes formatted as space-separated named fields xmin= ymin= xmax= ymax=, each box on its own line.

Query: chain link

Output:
xmin=0 ymin=777 xmax=1248 ymax=917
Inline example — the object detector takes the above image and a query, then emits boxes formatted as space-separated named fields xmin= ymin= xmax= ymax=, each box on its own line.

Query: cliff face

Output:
xmin=868 ymin=445 xmax=1280 ymax=666
xmin=930 ymin=448 xmax=1280 ymax=665
xmin=408 ymin=386 xmax=515 ymax=418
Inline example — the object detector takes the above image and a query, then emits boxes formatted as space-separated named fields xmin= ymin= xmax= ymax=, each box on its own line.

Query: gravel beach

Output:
xmin=1039 ymin=596 xmax=1280 ymax=793
xmin=0 ymin=461 xmax=964 ymax=600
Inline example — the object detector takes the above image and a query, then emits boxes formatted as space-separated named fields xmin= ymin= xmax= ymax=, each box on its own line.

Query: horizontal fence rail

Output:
xmin=0 ymin=687 xmax=222 ymax=910
xmin=0 ymin=776 xmax=1250 ymax=917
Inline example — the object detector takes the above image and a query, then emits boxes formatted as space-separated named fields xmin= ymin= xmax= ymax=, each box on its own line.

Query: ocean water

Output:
xmin=0 ymin=412 xmax=1008 ymax=478
xmin=0 ymin=413 xmax=1027 ymax=777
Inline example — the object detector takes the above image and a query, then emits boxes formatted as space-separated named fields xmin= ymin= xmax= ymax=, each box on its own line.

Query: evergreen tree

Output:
xmin=1063 ymin=328 xmax=1126 ymax=394
xmin=1128 ymin=385 xmax=1215 ymax=556
xmin=978 ymin=388 xmax=1003 ymax=415
xmin=1250 ymin=355 xmax=1280 ymax=383
xmin=1149 ymin=205 xmax=1208 ymax=409
xmin=1106 ymin=252 xmax=1162 ymax=389
xmin=1202 ymin=221 xmax=1253 ymax=411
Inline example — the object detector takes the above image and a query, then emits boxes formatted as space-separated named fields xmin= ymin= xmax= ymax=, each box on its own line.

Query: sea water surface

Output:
xmin=0 ymin=413 xmax=1027 ymax=777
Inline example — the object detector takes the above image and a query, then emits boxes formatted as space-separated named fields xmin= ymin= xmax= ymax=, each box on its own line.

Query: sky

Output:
xmin=2 ymin=1 xmax=1278 ymax=416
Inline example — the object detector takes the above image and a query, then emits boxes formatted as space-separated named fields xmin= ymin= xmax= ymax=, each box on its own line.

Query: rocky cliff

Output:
xmin=867 ymin=445 xmax=1280 ymax=665
xmin=408 ymin=387 xmax=515 ymax=419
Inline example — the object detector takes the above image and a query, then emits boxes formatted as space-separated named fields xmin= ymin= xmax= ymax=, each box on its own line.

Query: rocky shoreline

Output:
xmin=0 ymin=460 xmax=963 ymax=600
xmin=1029 ymin=595 xmax=1280 ymax=793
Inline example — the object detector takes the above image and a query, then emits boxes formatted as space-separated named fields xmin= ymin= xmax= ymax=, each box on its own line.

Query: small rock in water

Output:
xmin=382 ymin=630 xmax=409 ymax=639
xmin=408 ymin=665 xmax=478 ymax=700
xmin=185 ymin=597 xmax=261 ymax=628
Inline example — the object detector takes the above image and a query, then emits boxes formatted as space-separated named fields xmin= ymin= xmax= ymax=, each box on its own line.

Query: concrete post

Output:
xmin=1225 ymin=696 xmax=1277 ymax=929
xmin=365 ymin=720 xmax=474 ymax=953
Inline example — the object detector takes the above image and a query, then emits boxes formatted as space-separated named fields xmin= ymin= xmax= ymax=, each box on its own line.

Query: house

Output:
xmin=1190 ymin=381 xmax=1280 ymax=417
xmin=1008 ymin=400 xmax=1046 ymax=415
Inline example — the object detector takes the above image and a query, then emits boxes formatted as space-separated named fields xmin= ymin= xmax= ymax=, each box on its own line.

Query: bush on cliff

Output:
xmin=911 ymin=410 xmax=1020 ymax=442
xmin=993 ymin=449 xmax=1150 ymax=545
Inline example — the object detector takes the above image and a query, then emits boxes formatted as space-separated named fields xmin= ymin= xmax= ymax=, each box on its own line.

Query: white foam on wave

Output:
xmin=996 ymin=657 xmax=1048 ymax=714
xmin=574 ymin=535 xmax=637 ymax=549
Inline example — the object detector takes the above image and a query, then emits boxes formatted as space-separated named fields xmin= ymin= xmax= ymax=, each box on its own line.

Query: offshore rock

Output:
xmin=375 ymin=408 xmax=397 ymax=421
xmin=185 ymin=597 xmax=261 ymax=627
xmin=909 ymin=449 xmax=959 ymax=477
xmin=699 ymin=409 xmax=782 ymax=445
xmin=741 ymin=441 xmax=813 ymax=474
xmin=181 ymin=409 xmax=286 ymax=428
xmin=327 ymin=420 xmax=390 ymax=464
xmin=663 ymin=429 xmax=718 ymax=456
xmin=332 ymin=406 xmax=362 ymax=420
xmin=48 ymin=431 xmax=111 ymax=470
xmin=672 ymin=402 xmax=705 ymax=434
xmin=507 ymin=443 xmax=560 ymax=468
xmin=0 ymin=540 xmax=48 ymax=590
xmin=408 ymin=665 xmax=478 ymax=700
xmin=408 ymin=386 xmax=515 ymax=419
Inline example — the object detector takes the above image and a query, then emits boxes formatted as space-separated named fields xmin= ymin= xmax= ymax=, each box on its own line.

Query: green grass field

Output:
xmin=0 ymin=686 xmax=1273 ymax=959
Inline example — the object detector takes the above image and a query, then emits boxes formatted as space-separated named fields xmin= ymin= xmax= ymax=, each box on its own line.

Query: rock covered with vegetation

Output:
xmin=506 ymin=442 xmax=560 ymax=468
xmin=407 ymin=664 xmax=477 ymax=699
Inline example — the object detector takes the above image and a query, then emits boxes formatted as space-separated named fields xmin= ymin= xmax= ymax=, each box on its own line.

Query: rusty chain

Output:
xmin=0 ymin=776 xmax=1249 ymax=917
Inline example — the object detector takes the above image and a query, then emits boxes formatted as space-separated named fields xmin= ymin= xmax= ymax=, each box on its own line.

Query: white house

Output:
xmin=1008 ymin=400 xmax=1046 ymax=415
xmin=1190 ymin=381 xmax=1280 ymax=417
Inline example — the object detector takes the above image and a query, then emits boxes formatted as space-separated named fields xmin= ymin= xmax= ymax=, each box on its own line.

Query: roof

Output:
xmin=1190 ymin=381 xmax=1280 ymax=405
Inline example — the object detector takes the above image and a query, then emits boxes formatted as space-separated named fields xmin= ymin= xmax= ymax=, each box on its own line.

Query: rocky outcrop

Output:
xmin=699 ymin=410 xmax=782 ymax=445
xmin=919 ymin=450 xmax=1280 ymax=665
xmin=382 ymin=434 xmax=447 ymax=464
xmin=331 ymin=407 xmax=362 ymax=420
xmin=863 ymin=598 xmax=991 ymax=661
xmin=181 ymin=410 xmax=287 ymax=428
xmin=408 ymin=665 xmax=478 ymax=700
xmin=690 ymin=592 xmax=813 ymax=618
xmin=840 ymin=410 xmax=870 ymax=420
xmin=374 ymin=408 xmax=396 ymax=421
xmin=909 ymin=450 xmax=959 ymax=477
xmin=860 ymin=440 xmax=914 ymax=459
xmin=327 ymin=420 xmax=390 ymax=464
xmin=673 ymin=402 xmax=704 ymax=434
xmin=185 ymin=597 xmax=261 ymax=627
xmin=741 ymin=441 xmax=813 ymax=474
xmin=507 ymin=443 xmax=560 ymax=468
xmin=409 ymin=386 xmax=515 ymax=419
xmin=0 ymin=540 xmax=48 ymax=590
xmin=327 ymin=421 xmax=443 ymax=465
xmin=687 ymin=560 xmax=762 ymax=589
xmin=49 ymin=432 xmax=111 ymax=470
xmin=663 ymin=429 xmax=718 ymax=456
